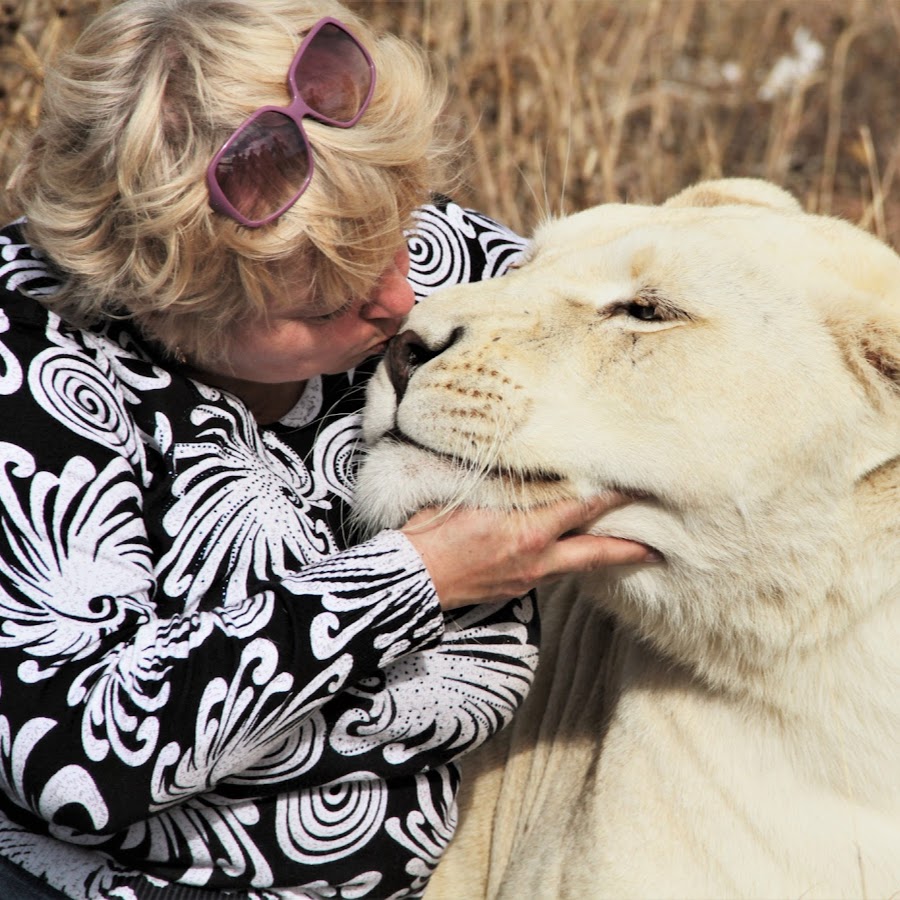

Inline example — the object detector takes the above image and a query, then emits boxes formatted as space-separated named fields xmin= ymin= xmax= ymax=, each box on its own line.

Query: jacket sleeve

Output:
xmin=0 ymin=298 xmax=445 ymax=838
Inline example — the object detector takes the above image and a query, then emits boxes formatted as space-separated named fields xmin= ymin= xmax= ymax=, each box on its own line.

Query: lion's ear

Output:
xmin=859 ymin=328 xmax=900 ymax=391
xmin=829 ymin=314 xmax=900 ymax=408
xmin=664 ymin=178 xmax=802 ymax=213
xmin=826 ymin=305 xmax=900 ymax=481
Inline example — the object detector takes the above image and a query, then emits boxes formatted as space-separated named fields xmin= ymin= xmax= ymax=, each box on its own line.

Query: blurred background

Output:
xmin=2 ymin=0 xmax=899 ymax=246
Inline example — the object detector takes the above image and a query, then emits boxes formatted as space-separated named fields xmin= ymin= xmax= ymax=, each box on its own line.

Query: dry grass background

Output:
xmin=2 ymin=0 xmax=900 ymax=247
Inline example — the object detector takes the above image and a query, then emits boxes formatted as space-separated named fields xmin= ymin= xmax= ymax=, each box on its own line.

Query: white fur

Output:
xmin=356 ymin=179 xmax=900 ymax=899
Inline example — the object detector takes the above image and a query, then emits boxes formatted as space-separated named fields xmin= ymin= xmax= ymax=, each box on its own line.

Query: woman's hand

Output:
xmin=400 ymin=494 xmax=656 ymax=610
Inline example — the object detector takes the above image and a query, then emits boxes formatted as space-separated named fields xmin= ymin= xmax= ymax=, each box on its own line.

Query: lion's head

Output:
xmin=357 ymin=179 xmax=900 ymax=686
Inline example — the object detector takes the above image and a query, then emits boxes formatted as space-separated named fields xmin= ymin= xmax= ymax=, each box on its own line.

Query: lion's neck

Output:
xmin=488 ymin=589 xmax=900 ymax=898
xmin=433 ymin=554 xmax=900 ymax=900
xmin=609 ymin=567 xmax=900 ymax=804
xmin=604 ymin=486 xmax=900 ymax=734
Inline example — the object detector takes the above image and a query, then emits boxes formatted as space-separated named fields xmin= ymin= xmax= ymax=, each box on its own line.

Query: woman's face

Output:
xmin=213 ymin=246 xmax=414 ymax=383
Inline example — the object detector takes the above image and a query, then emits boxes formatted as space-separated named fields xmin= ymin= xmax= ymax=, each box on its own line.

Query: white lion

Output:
xmin=356 ymin=179 xmax=900 ymax=899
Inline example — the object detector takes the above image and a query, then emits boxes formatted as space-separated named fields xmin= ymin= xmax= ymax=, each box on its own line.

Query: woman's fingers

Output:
xmin=401 ymin=494 xmax=657 ymax=610
xmin=522 ymin=493 xmax=632 ymax=540
xmin=547 ymin=532 xmax=659 ymax=576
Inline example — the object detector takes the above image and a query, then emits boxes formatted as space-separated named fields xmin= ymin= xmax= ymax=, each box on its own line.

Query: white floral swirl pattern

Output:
xmin=0 ymin=312 xmax=22 ymax=396
xmin=384 ymin=769 xmax=457 ymax=896
xmin=79 ymin=329 xmax=172 ymax=407
xmin=275 ymin=775 xmax=387 ymax=866
xmin=407 ymin=199 xmax=528 ymax=298
xmin=459 ymin=206 xmax=530 ymax=277
xmin=0 ymin=446 xmax=153 ymax=682
xmin=310 ymin=414 xmax=364 ymax=507
xmin=0 ymin=227 xmax=56 ymax=296
xmin=65 ymin=593 xmax=277 ymax=771
xmin=222 ymin=710 xmax=328 ymax=788
xmin=329 ymin=599 xmax=537 ymax=764
xmin=149 ymin=639 xmax=350 ymax=812
xmin=406 ymin=205 xmax=471 ymax=296
xmin=68 ymin=636 xmax=172 ymax=768
xmin=0 ymin=810 xmax=133 ymax=900
xmin=159 ymin=401 xmax=334 ymax=606
xmin=0 ymin=713 xmax=110 ymax=835
xmin=121 ymin=795 xmax=276 ymax=889
xmin=28 ymin=346 xmax=142 ymax=466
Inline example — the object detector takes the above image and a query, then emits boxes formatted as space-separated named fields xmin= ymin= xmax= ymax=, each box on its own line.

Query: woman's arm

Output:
xmin=0 ymin=296 xmax=447 ymax=838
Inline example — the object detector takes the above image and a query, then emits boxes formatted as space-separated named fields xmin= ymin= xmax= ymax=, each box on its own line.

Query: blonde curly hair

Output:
xmin=12 ymin=0 xmax=452 ymax=368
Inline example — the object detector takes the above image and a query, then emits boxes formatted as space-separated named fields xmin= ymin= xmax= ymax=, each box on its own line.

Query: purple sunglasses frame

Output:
xmin=206 ymin=16 xmax=376 ymax=228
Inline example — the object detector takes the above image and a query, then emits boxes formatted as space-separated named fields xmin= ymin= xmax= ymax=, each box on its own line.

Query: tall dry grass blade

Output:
xmin=858 ymin=124 xmax=887 ymax=241
xmin=820 ymin=22 xmax=863 ymax=216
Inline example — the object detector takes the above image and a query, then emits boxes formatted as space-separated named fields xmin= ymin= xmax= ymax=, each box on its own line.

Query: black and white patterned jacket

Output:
xmin=0 ymin=200 xmax=534 ymax=899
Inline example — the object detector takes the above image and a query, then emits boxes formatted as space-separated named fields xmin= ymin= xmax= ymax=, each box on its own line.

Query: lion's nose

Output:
xmin=385 ymin=327 xmax=462 ymax=399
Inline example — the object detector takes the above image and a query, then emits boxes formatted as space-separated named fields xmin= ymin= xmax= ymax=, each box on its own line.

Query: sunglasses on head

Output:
xmin=206 ymin=17 xmax=375 ymax=228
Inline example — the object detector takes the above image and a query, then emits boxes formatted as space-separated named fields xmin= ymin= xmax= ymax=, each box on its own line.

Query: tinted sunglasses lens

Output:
xmin=294 ymin=23 xmax=373 ymax=124
xmin=213 ymin=111 xmax=310 ymax=223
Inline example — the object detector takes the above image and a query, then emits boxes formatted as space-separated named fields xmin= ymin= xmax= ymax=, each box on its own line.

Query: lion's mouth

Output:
xmin=382 ymin=429 xmax=565 ymax=487
xmin=375 ymin=430 xmax=664 ymax=560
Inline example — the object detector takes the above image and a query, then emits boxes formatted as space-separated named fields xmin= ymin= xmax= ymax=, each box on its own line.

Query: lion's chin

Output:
xmin=355 ymin=435 xmax=577 ymax=533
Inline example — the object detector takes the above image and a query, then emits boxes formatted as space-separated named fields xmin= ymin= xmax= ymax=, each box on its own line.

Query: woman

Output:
xmin=0 ymin=0 xmax=651 ymax=896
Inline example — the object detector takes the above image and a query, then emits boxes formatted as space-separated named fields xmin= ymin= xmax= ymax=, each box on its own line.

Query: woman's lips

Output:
xmin=368 ymin=326 xmax=402 ymax=354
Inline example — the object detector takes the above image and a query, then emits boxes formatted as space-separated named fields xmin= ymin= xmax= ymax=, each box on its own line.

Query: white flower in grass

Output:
xmin=758 ymin=27 xmax=824 ymax=101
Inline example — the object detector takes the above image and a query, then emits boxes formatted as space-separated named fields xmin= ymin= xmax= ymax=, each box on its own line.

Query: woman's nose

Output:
xmin=361 ymin=248 xmax=415 ymax=319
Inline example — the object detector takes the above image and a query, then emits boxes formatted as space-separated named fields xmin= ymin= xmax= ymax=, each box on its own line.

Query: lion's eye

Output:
xmin=625 ymin=300 xmax=662 ymax=321
xmin=607 ymin=292 xmax=686 ymax=325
